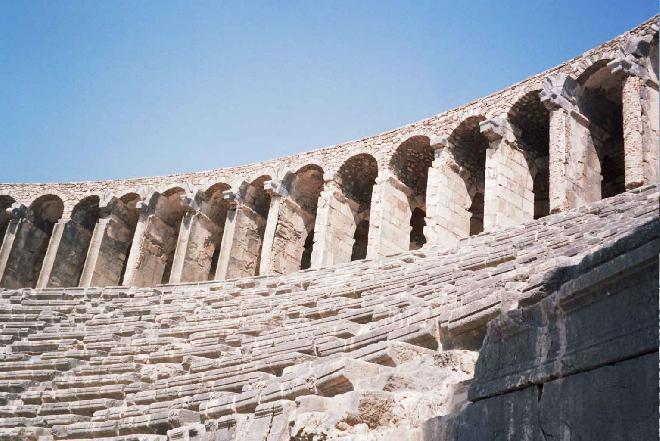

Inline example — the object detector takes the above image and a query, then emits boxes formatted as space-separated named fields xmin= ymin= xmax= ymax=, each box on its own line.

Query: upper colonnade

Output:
xmin=0 ymin=17 xmax=658 ymax=289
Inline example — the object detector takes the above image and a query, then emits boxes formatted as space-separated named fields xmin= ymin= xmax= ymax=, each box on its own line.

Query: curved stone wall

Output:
xmin=0 ymin=17 xmax=658 ymax=289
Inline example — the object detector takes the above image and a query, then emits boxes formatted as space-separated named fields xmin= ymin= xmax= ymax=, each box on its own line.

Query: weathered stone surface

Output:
xmin=0 ymin=15 xmax=657 ymax=441
xmin=468 ymin=236 xmax=659 ymax=401
xmin=442 ymin=207 xmax=659 ymax=441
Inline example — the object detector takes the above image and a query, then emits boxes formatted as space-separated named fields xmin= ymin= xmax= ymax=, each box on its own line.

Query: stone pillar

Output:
xmin=122 ymin=192 xmax=182 ymax=287
xmin=214 ymin=189 xmax=267 ymax=280
xmin=541 ymin=74 xmax=602 ymax=212
xmin=258 ymin=180 xmax=312 ymax=276
xmin=366 ymin=171 xmax=412 ymax=258
xmin=0 ymin=205 xmax=52 ymax=289
xmin=168 ymin=192 xmax=223 ymax=284
xmin=609 ymin=57 xmax=660 ymax=189
xmin=480 ymin=117 xmax=535 ymax=231
xmin=79 ymin=196 xmax=139 ymax=288
xmin=310 ymin=180 xmax=359 ymax=269
xmin=423 ymin=140 xmax=471 ymax=247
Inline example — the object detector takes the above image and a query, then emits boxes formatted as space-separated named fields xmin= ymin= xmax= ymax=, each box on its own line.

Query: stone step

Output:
xmin=52 ymin=409 xmax=199 ymax=439
xmin=22 ymin=384 xmax=126 ymax=404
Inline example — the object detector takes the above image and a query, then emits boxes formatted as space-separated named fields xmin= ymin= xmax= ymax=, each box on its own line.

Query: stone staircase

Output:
xmin=0 ymin=184 xmax=658 ymax=440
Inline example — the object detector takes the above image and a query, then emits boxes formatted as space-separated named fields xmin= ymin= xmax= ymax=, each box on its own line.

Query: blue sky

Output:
xmin=1 ymin=1 xmax=656 ymax=183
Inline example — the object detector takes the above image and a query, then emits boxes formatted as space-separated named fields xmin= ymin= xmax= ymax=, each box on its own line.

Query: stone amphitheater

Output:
xmin=0 ymin=15 xmax=658 ymax=441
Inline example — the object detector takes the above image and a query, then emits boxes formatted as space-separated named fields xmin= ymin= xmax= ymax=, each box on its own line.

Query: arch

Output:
xmin=570 ymin=50 xmax=619 ymax=81
xmin=71 ymin=195 xmax=101 ymax=231
xmin=0 ymin=194 xmax=64 ymax=288
xmin=282 ymin=164 xmax=324 ymax=271
xmin=576 ymin=59 xmax=625 ymax=199
xmin=198 ymin=182 xmax=231 ymax=281
xmin=79 ymin=191 xmax=141 ymax=288
xmin=111 ymin=192 xmax=141 ymax=286
xmin=288 ymin=164 xmax=324 ymax=214
xmin=508 ymin=90 xmax=551 ymax=218
xmin=447 ymin=116 xmax=488 ymax=235
xmin=389 ymin=135 xmax=434 ymax=249
xmin=245 ymin=175 xmax=272 ymax=218
xmin=337 ymin=153 xmax=378 ymax=210
xmin=120 ymin=192 xmax=141 ymax=205
xmin=162 ymin=186 xmax=186 ymax=197
xmin=30 ymin=194 xmax=65 ymax=233
xmin=41 ymin=195 xmax=100 ymax=288
xmin=390 ymin=135 xmax=434 ymax=195
xmin=156 ymin=187 xmax=187 ymax=284
xmin=336 ymin=154 xmax=378 ymax=261
xmin=121 ymin=187 xmax=186 ymax=287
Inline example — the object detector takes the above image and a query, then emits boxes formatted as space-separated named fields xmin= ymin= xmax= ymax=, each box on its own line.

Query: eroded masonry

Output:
xmin=0 ymin=17 xmax=658 ymax=441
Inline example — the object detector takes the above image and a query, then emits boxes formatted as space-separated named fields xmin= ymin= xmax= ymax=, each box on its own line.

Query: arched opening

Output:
xmin=202 ymin=183 xmax=231 ymax=280
xmin=157 ymin=187 xmax=187 ymax=284
xmin=42 ymin=195 xmax=101 ymax=288
xmin=31 ymin=195 xmax=64 ymax=235
xmin=508 ymin=91 xmax=551 ymax=219
xmin=337 ymin=154 xmax=378 ymax=261
xmin=389 ymin=135 xmax=434 ymax=249
xmin=123 ymin=187 xmax=186 ymax=287
xmin=576 ymin=60 xmax=625 ymax=199
xmin=245 ymin=176 xmax=271 ymax=275
xmin=169 ymin=182 xmax=231 ymax=284
xmin=285 ymin=164 xmax=324 ymax=271
xmin=116 ymin=193 xmax=141 ymax=285
xmin=448 ymin=116 xmax=488 ymax=236
xmin=0 ymin=196 xmax=15 ymax=250
xmin=0 ymin=194 xmax=64 ymax=288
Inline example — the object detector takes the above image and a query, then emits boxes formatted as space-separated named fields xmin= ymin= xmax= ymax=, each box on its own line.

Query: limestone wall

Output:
xmin=0 ymin=16 xmax=657 ymax=290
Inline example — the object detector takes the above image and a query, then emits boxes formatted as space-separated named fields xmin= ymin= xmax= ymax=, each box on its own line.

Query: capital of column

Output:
xmin=607 ymin=57 xmax=654 ymax=83
xmin=136 ymin=191 xmax=160 ymax=216
xmin=539 ymin=74 xmax=578 ymax=113
xmin=429 ymin=135 xmax=450 ymax=150
xmin=479 ymin=116 xmax=518 ymax=144
xmin=9 ymin=203 xmax=31 ymax=221
xmin=97 ymin=192 xmax=128 ymax=218
xmin=622 ymin=32 xmax=656 ymax=60
xmin=374 ymin=170 xmax=412 ymax=195
xmin=179 ymin=189 xmax=205 ymax=213
xmin=263 ymin=179 xmax=289 ymax=199
xmin=223 ymin=180 xmax=254 ymax=209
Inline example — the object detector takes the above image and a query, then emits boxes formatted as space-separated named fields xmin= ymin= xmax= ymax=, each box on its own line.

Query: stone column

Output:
xmin=258 ymin=179 xmax=312 ymax=276
xmin=122 ymin=192 xmax=181 ymax=287
xmin=366 ymin=171 xmax=412 ymax=259
xmin=541 ymin=74 xmax=602 ymax=212
xmin=168 ymin=192 xmax=223 ymax=284
xmin=310 ymin=180 xmax=359 ymax=269
xmin=214 ymin=189 xmax=267 ymax=280
xmin=480 ymin=117 xmax=535 ymax=231
xmin=79 ymin=196 xmax=139 ymax=288
xmin=423 ymin=139 xmax=472 ymax=247
xmin=0 ymin=205 xmax=52 ymax=289
xmin=608 ymin=56 xmax=660 ymax=189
